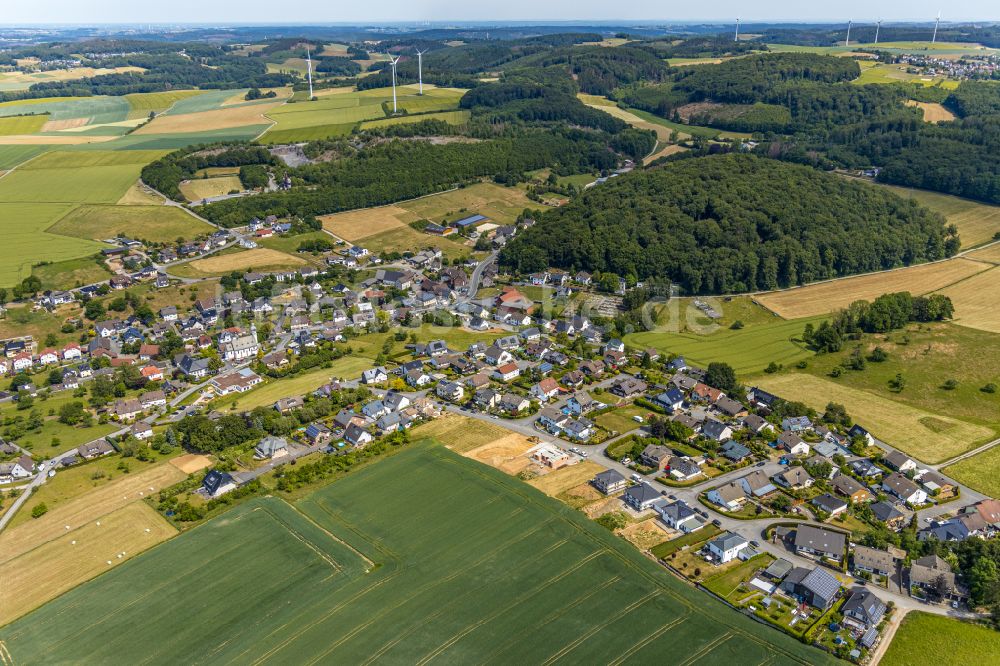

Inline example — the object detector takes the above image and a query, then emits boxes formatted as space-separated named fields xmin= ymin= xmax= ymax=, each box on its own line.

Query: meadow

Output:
xmin=30 ymin=256 xmax=111 ymax=290
xmin=223 ymin=357 xmax=374 ymax=410
xmin=755 ymin=258 xmax=991 ymax=319
xmin=0 ymin=114 xmax=48 ymax=136
xmin=881 ymin=612 xmax=1000 ymax=666
xmin=172 ymin=247 xmax=307 ymax=277
xmin=359 ymin=109 xmax=470 ymax=130
xmin=945 ymin=446 xmax=1000 ymax=498
xmin=755 ymin=373 xmax=994 ymax=464
xmin=124 ymin=90 xmax=208 ymax=115
xmin=0 ymin=202 xmax=106 ymax=286
xmin=46 ymin=204 xmax=213 ymax=243
xmin=625 ymin=305 xmax=823 ymax=374
xmin=0 ymin=446 xmax=834 ymax=665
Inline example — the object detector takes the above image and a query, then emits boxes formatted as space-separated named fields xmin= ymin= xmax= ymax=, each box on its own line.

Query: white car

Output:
xmin=632 ymin=415 xmax=644 ymax=423
xmin=630 ymin=473 xmax=642 ymax=482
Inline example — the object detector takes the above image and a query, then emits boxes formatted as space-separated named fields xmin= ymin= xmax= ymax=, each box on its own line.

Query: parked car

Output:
xmin=632 ymin=415 xmax=644 ymax=423
xmin=630 ymin=473 xmax=642 ymax=482
xmin=712 ymin=519 xmax=722 ymax=527
xmin=756 ymin=461 xmax=766 ymax=467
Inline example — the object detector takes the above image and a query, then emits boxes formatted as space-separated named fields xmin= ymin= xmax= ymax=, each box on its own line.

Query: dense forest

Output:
xmin=500 ymin=154 xmax=958 ymax=294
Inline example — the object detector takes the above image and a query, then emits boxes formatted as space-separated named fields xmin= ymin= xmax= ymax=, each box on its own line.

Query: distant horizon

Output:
xmin=1 ymin=19 xmax=997 ymax=27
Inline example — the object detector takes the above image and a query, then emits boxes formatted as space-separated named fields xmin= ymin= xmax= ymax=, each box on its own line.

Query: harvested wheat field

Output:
xmin=582 ymin=101 xmax=676 ymax=141
xmin=179 ymin=175 xmax=243 ymax=201
xmin=757 ymin=258 xmax=991 ymax=319
xmin=134 ymin=102 xmax=282 ymax=134
xmin=0 ymin=502 xmax=175 ymax=626
xmin=169 ymin=453 xmax=214 ymax=474
xmin=40 ymin=117 xmax=90 ymax=132
xmin=0 ymin=463 xmax=184 ymax=565
xmin=320 ymin=204 xmax=418 ymax=241
xmin=644 ymin=143 xmax=687 ymax=165
xmin=938 ymin=267 xmax=1000 ymax=333
xmin=526 ymin=460 xmax=605 ymax=496
xmin=0 ymin=134 xmax=114 ymax=145
xmin=906 ymin=100 xmax=956 ymax=123
xmin=618 ymin=518 xmax=673 ymax=551
xmin=967 ymin=243 xmax=1000 ymax=264
xmin=184 ymin=248 xmax=306 ymax=274
xmin=414 ymin=413 xmax=512 ymax=453
xmin=462 ymin=433 xmax=537 ymax=475
xmin=117 ymin=180 xmax=163 ymax=205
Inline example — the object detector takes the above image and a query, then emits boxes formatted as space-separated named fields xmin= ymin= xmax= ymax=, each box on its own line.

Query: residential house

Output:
xmin=610 ymin=377 xmax=648 ymax=398
xmin=667 ymin=457 xmax=702 ymax=481
xmin=738 ymin=470 xmax=777 ymax=497
xmin=499 ymin=393 xmax=529 ymax=414
xmin=781 ymin=416 xmax=813 ymax=432
xmin=202 ymin=470 xmax=237 ymax=498
xmin=714 ymin=397 xmax=747 ymax=418
xmin=475 ymin=388 xmax=502 ymax=410
xmin=909 ymin=554 xmax=963 ymax=599
xmin=492 ymin=362 xmax=520 ymax=383
xmin=706 ymin=482 xmax=747 ymax=511
xmin=707 ymin=532 xmax=750 ymax=563
xmin=566 ymin=392 xmax=602 ymax=416
xmin=773 ymin=466 xmax=813 ymax=490
xmin=113 ymin=399 xmax=143 ymax=421
xmin=435 ymin=381 xmax=464 ymax=402
xmin=781 ymin=566 xmax=841 ymax=610
xmin=850 ymin=458 xmax=883 ymax=480
xmin=361 ymin=367 xmax=389 ymax=385
xmin=305 ymin=423 xmax=333 ymax=445
xmin=653 ymin=388 xmax=685 ymax=412
xmin=344 ymin=423 xmax=373 ymax=447
xmin=832 ymin=474 xmax=874 ymax=504
xmin=852 ymin=546 xmax=895 ymax=577
xmin=842 ymin=588 xmax=887 ymax=632
xmin=884 ymin=450 xmax=917 ymax=473
xmin=639 ymin=444 xmax=672 ymax=471
xmin=701 ymin=418 xmax=732 ymax=442
xmin=882 ymin=473 xmax=928 ymax=506
xmin=592 ymin=469 xmax=627 ymax=495
xmin=811 ymin=493 xmax=848 ymax=517
xmin=623 ymin=482 xmax=664 ymax=511
xmin=78 ymin=440 xmax=115 ymax=459
xmin=255 ymin=436 xmax=289 ymax=460
xmin=776 ymin=431 xmax=810 ymax=456
xmin=655 ymin=500 xmax=706 ymax=533
xmin=719 ymin=440 xmax=752 ymax=463
xmin=870 ymin=501 xmax=910 ymax=531
xmin=274 ymin=396 xmax=304 ymax=414
xmin=692 ymin=383 xmax=725 ymax=404
xmin=793 ymin=525 xmax=846 ymax=563
xmin=848 ymin=424 xmax=876 ymax=446
xmin=530 ymin=377 xmax=560 ymax=401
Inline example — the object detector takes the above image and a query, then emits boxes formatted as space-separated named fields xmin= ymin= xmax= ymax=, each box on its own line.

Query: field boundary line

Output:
xmin=280 ymin=499 xmax=377 ymax=569
xmin=608 ymin=616 xmax=687 ymax=666
xmin=677 ymin=630 xmax=733 ymax=666
xmin=412 ymin=549 xmax=604 ymax=666
xmin=249 ymin=513 xmax=554 ymax=666
xmin=480 ymin=575 xmax=621 ymax=664
xmin=257 ymin=505 xmax=344 ymax=576
xmin=541 ymin=591 xmax=660 ymax=665
xmin=929 ymin=263 xmax=1000 ymax=293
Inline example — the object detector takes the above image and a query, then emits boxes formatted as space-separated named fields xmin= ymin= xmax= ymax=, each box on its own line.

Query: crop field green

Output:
xmin=755 ymin=373 xmax=994 ymax=464
xmin=0 ymin=96 xmax=131 ymax=125
xmin=0 ymin=114 xmax=48 ymax=135
xmin=881 ymin=612 xmax=1000 ymax=666
xmin=0 ymin=145 xmax=50 ymax=169
xmin=853 ymin=61 xmax=959 ymax=88
xmin=0 ymin=445 xmax=834 ymax=665
xmin=46 ymin=204 xmax=213 ymax=243
xmin=0 ymin=202 xmax=106 ymax=285
xmin=124 ymin=90 xmax=207 ymax=113
xmin=360 ymin=109 xmax=471 ymax=129
xmin=0 ymin=164 xmax=144 ymax=203
xmin=262 ymin=86 xmax=464 ymax=141
xmin=625 ymin=310 xmax=824 ymax=375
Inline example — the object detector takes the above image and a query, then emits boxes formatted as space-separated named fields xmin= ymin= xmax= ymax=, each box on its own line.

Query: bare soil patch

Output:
xmin=462 ymin=433 xmax=536 ymax=475
xmin=169 ymin=453 xmax=213 ymax=474
xmin=617 ymin=518 xmax=673 ymax=550
xmin=526 ymin=460 xmax=605 ymax=496
xmin=906 ymin=100 xmax=957 ymax=123
xmin=40 ymin=117 xmax=90 ymax=132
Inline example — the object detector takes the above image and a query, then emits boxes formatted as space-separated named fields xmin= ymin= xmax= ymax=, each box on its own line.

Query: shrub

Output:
xmin=981 ymin=383 xmax=997 ymax=394
xmin=31 ymin=502 xmax=48 ymax=518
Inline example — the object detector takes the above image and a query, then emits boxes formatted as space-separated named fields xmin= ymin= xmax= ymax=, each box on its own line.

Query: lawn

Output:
xmin=754 ymin=374 xmax=994 ymax=464
xmin=0 ymin=390 xmax=120 ymax=453
xmin=702 ymin=554 xmax=775 ymax=600
xmin=625 ymin=306 xmax=824 ymax=375
xmin=594 ymin=404 xmax=655 ymax=434
xmin=650 ymin=525 xmax=722 ymax=558
xmin=360 ymin=224 xmax=472 ymax=261
xmin=224 ymin=357 xmax=374 ymax=411
xmin=0 ymin=446 xmax=836 ymax=665
xmin=46 ymin=204 xmax=213 ymax=243
xmin=881 ymin=612 xmax=1000 ymax=666
xmin=0 ymin=202 xmax=107 ymax=286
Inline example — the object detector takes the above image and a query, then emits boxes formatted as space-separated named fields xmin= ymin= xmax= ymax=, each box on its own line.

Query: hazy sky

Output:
xmin=2 ymin=1 xmax=995 ymax=25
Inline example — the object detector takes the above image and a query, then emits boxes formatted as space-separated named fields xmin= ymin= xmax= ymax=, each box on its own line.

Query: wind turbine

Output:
xmin=387 ymin=54 xmax=401 ymax=113
xmin=874 ymin=19 xmax=882 ymax=45
xmin=414 ymin=48 xmax=427 ymax=95
xmin=845 ymin=20 xmax=852 ymax=47
xmin=305 ymin=47 xmax=314 ymax=99
xmin=932 ymin=11 xmax=941 ymax=43
xmin=734 ymin=18 xmax=740 ymax=43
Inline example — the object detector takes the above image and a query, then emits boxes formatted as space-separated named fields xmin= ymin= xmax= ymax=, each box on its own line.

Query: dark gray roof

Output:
xmin=794 ymin=525 xmax=846 ymax=558
xmin=624 ymin=482 xmax=661 ymax=505
xmin=800 ymin=567 xmax=841 ymax=601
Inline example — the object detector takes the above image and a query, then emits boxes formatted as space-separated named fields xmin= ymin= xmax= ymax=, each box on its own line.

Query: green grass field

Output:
xmin=945 ymin=445 xmax=1000 ymax=498
xmin=360 ymin=109 xmax=470 ymax=129
xmin=881 ymin=612 xmax=1000 ymax=666
xmin=125 ymin=90 xmax=206 ymax=113
xmin=0 ymin=445 xmax=835 ymax=665
xmin=46 ymin=204 xmax=213 ymax=243
xmin=755 ymin=373 xmax=994 ymax=464
xmin=0 ymin=96 xmax=129 ymax=125
xmin=625 ymin=304 xmax=823 ymax=375
xmin=0 ymin=165 xmax=145 ymax=204
xmin=31 ymin=255 xmax=111 ymax=291
xmin=0 ymin=114 xmax=48 ymax=135
xmin=0 ymin=202 xmax=107 ymax=286
xmin=0 ymin=145 xmax=50 ymax=169
xmin=224 ymin=358 xmax=374 ymax=410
